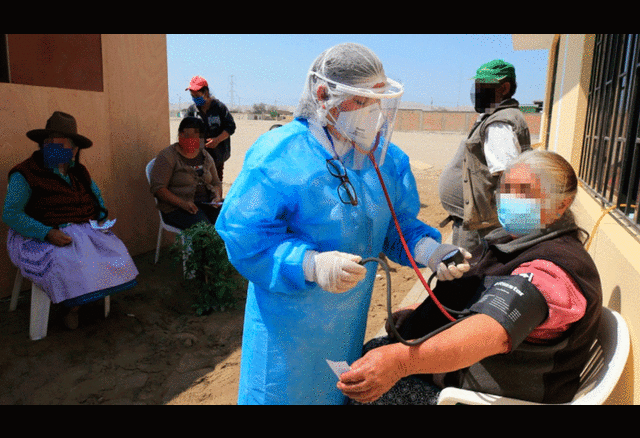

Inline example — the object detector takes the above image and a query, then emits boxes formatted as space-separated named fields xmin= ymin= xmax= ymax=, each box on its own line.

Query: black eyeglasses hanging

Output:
xmin=323 ymin=126 xmax=358 ymax=206
xmin=326 ymin=158 xmax=358 ymax=206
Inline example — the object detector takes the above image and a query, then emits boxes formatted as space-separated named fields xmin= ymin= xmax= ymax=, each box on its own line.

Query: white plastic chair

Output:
xmin=437 ymin=307 xmax=630 ymax=405
xmin=145 ymin=158 xmax=183 ymax=264
xmin=10 ymin=270 xmax=110 ymax=341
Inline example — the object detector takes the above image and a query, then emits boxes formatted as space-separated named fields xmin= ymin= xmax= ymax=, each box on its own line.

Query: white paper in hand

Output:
xmin=326 ymin=359 xmax=351 ymax=378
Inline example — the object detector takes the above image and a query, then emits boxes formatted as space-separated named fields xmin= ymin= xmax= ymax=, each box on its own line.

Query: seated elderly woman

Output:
xmin=2 ymin=111 xmax=138 ymax=330
xmin=149 ymin=116 xmax=223 ymax=230
xmin=337 ymin=149 xmax=602 ymax=405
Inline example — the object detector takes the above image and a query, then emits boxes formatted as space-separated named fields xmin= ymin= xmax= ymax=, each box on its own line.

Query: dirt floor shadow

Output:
xmin=0 ymin=247 xmax=247 ymax=405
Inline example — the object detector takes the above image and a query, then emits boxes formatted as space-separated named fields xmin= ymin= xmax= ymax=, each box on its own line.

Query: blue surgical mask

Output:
xmin=497 ymin=194 xmax=542 ymax=236
xmin=42 ymin=143 xmax=74 ymax=167
xmin=192 ymin=96 xmax=206 ymax=106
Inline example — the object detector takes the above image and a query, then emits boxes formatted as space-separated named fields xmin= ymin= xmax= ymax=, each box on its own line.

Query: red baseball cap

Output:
xmin=186 ymin=75 xmax=208 ymax=91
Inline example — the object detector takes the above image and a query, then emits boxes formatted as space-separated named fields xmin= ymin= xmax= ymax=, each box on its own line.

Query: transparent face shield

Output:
xmin=312 ymin=72 xmax=404 ymax=169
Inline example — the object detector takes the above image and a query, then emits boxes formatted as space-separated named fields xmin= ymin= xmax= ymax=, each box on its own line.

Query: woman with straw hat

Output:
xmin=2 ymin=111 xmax=138 ymax=330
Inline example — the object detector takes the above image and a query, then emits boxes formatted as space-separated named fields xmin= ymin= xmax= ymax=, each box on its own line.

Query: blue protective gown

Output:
xmin=215 ymin=118 xmax=440 ymax=404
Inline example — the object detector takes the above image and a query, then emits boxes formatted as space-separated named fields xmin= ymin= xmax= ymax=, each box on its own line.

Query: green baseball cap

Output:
xmin=473 ymin=59 xmax=516 ymax=83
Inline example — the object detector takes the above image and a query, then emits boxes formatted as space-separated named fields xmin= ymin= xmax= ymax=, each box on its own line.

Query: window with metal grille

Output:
xmin=580 ymin=34 xmax=640 ymax=229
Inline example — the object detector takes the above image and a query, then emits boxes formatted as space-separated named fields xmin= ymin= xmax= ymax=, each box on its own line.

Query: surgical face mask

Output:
xmin=42 ymin=143 xmax=74 ymax=167
xmin=178 ymin=137 xmax=201 ymax=154
xmin=192 ymin=96 xmax=206 ymax=106
xmin=497 ymin=194 xmax=542 ymax=236
xmin=470 ymin=83 xmax=497 ymax=113
xmin=334 ymin=104 xmax=384 ymax=153
xmin=311 ymin=71 xmax=403 ymax=168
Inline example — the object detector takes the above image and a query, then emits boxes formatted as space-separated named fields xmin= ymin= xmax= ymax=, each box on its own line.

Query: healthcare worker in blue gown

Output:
xmin=215 ymin=43 xmax=471 ymax=404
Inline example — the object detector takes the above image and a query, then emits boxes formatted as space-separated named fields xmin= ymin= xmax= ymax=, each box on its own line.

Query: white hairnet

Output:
xmin=294 ymin=43 xmax=389 ymax=122
xmin=294 ymin=43 xmax=403 ymax=170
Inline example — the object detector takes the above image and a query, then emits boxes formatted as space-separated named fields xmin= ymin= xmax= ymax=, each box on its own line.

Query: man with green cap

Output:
xmin=438 ymin=59 xmax=531 ymax=253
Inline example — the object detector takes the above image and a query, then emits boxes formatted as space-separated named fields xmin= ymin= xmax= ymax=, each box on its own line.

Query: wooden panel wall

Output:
xmin=0 ymin=34 xmax=169 ymax=298
xmin=7 ymin=34 xmax=103 ymax=92
xmin=100 ymin=34 xmax=170 ymax=254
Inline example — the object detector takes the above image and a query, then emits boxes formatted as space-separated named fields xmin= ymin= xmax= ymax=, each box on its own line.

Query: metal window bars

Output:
xmin=580 ymin=34 xmax=640 ymax=228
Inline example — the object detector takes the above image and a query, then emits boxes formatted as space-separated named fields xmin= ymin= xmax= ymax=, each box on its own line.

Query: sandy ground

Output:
xmin=0 ymin=118 xmax=464 ymax=405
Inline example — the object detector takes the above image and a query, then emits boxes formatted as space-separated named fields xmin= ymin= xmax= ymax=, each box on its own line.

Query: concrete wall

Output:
xmin=0 ymin=34 xmax=170 ymax=298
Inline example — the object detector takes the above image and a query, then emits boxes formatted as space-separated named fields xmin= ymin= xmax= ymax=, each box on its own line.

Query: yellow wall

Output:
xmin=0 ymin=34 xmax=170 ymax=298
xmin=545 ymin=34 xmax=638 ymax=404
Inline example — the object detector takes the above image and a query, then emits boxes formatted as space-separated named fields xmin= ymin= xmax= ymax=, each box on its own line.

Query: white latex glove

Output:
xmin=414 ymin=237 xmax=472 ymax=281
xmin=434 ymin=248 xmax=472 ymax=281
xmin=303 ymin=250 xmax=367 ymax=293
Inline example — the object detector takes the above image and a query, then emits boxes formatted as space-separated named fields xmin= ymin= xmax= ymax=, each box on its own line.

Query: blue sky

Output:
xmin=166 ymin=34 xmax=549 ymax=109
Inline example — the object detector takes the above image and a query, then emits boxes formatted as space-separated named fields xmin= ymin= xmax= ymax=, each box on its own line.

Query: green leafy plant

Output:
xmin=171 ymin=222 xmax=244 ymax=314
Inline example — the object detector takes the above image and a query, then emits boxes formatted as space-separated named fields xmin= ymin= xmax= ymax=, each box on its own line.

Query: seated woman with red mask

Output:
xmin=149 ymin=117 xmax=223 ymax=230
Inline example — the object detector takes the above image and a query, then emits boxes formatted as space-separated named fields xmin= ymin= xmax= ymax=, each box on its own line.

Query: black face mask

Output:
xmin=470 ymin=83 xmax=497 ymax=113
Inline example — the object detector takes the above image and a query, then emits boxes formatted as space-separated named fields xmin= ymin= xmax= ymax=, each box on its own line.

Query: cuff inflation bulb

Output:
xmin=442 ymin=249 xmax=465 ymax=266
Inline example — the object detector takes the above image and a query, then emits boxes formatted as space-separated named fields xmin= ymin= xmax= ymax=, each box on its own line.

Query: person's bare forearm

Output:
xmin=337 ymin=314 xmax=510 ymax=403
xmin=394 ymin=314 xmax=510 ymax=377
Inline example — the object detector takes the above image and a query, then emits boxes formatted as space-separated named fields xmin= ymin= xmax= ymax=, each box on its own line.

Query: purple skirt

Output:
xmin=7 ymin=223 xmax=139 ymax=305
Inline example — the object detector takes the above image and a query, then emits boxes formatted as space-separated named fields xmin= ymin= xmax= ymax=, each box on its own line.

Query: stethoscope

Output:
xmin=323 ymin=126 xmax=463 ymax=346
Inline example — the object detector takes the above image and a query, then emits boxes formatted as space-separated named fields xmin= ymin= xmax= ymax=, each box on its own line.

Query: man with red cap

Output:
xmin=185 ymin=75 xmax=236 ymax=182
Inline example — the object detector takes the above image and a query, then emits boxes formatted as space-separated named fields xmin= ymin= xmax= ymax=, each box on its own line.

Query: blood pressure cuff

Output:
xmin=468 ymin=274 xmax=549 ymax=350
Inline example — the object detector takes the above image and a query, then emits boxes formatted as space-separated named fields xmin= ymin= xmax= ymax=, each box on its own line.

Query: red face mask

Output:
xmin=179 ymin=137 xmax=200 ymax=153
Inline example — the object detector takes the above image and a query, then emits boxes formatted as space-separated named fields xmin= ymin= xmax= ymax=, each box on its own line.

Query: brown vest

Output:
xmin=9 ymin=151 xmax=102 ymax=227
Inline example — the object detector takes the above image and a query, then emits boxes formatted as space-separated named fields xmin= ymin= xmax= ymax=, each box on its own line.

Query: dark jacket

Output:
xmin=399 ymin=220 xmax=602 ymax=403
xmin=187 ymin=99 xmax=236 ymax=164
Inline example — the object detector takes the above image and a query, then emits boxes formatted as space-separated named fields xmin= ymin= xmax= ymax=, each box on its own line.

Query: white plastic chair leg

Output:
xmin=11 ymin=270 xmax=112 ymax=340
xmin=30 ymin=284 xmax=51 ymax=341
xmin=10 ymin=270 xmax=24 ymax=312
xmin=154 ymin=223 xmax=163 ymax=264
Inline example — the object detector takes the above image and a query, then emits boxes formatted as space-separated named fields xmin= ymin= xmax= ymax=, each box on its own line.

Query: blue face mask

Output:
xmin=497 ymin=194 xmax=542 ymax=236
xmin=192 ymin=96 xmax=206 ymax=106
xmin=42 ymin=143 xmax=74 ymax=167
